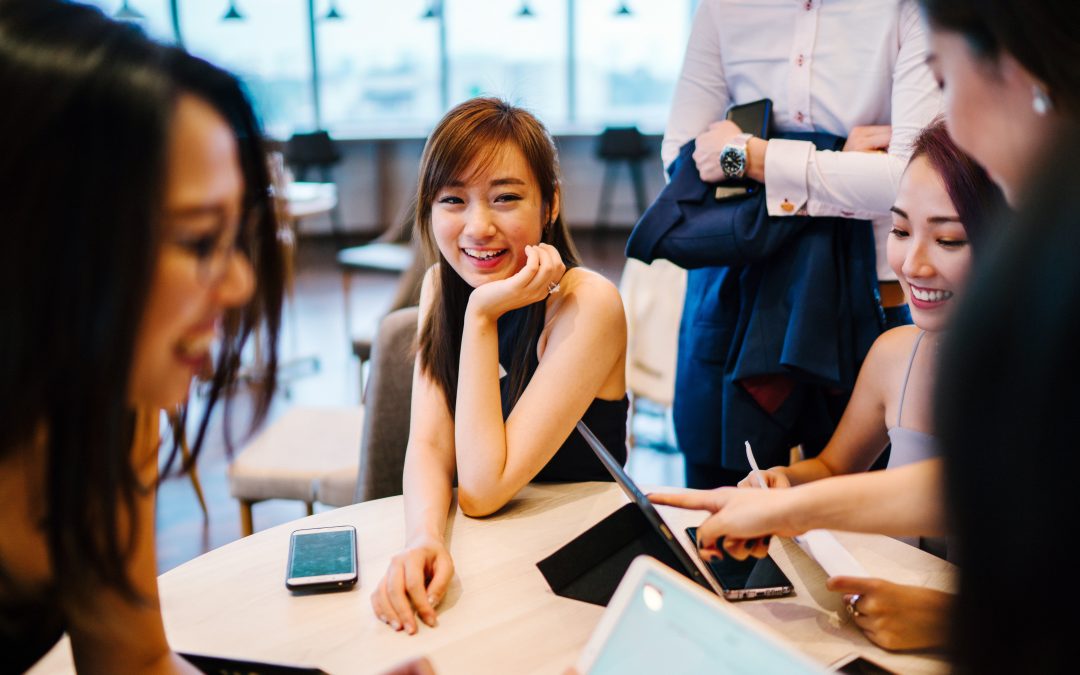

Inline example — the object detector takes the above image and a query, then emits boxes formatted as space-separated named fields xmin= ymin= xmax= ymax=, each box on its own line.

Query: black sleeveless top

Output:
xmin=497 ymin=309 xmax=628 ymax=482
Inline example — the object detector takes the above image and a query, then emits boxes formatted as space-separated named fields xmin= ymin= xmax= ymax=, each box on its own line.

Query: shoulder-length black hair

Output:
xmin=416 ymin=98 xmax=580 ymax=413
xmin=0 ymin=0 xmax=283 ymax=598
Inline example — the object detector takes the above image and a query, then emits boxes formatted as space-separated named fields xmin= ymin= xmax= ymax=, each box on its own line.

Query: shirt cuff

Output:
xmin=764 ymin=138 xmax=813 ymax=217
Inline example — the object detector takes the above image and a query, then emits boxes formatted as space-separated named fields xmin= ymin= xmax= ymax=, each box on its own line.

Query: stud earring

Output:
xmin=1032 ymin=84 xmax=1052 ymax=116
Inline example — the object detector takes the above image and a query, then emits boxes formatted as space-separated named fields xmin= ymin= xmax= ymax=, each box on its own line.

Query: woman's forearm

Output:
xmin=788 ymin=459 xmax=947 ymax=537
xmin=403 ymin=448 xmax=454 ymax=542
xmin=453 ymin=306 xmax=515 ymax=513
xmin=779 ymin=457 xmax=837 ymax=486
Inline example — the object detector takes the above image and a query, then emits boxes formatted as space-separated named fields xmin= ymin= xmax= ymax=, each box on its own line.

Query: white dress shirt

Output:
xmin=662 ymin=0 xmax=942 ymax=281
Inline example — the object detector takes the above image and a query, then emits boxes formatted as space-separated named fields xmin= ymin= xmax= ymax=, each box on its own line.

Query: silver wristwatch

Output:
xmin=719 ymin=133 xmax=753 ymax=180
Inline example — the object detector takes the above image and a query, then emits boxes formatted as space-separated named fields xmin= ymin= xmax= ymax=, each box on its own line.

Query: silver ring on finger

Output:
xmin=547 ymin=281 xmax=560 ymax=295
xmin=846 ymin=594 xmax=862 ymax=618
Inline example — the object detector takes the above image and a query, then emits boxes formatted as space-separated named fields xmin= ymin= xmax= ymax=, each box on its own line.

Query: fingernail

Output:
xmin=408 ymin=623 xmax=417 ymax=635
xmin=744 ymin=538 xmax=757 ymax=550
xmin=378 ymin=614 xmax=388 ymax=624
xmin=390 ymin=620 xmax=401 ymax=631
xmin=428 ymin=595 xmax=437 ymax=607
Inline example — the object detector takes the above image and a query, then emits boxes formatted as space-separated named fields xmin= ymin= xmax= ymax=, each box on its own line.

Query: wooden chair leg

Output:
xmin=188 ymin=466 xmax=210 ymax=524
xmin=177 ymin=425 xmax=209 ymax=524
xmin=342 ymin=271 xmax=353 ymax=344
xmin=240 ymin=500 xmax=255 ymax=537
xmin=305 ymin=501 xmax=315 ymax=517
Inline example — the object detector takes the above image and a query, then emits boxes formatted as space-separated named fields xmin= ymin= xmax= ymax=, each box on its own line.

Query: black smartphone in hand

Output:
xmin=687 ymin=526 xmax=793 ymax=600
xmin=726 ymin=98 xmax=772 ymax=140
xmin=715 ymin=98 xmax=773 ymax=201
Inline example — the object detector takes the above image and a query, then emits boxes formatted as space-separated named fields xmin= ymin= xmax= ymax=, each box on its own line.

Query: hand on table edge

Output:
xmin=371 ymin=534 xmax=454 ymax=635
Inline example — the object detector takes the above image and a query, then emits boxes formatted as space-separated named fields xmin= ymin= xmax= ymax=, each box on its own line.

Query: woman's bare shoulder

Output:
xmin=863 ymin=324 xmax=923 ymax=378
xmin=543 ymin=267 xmax=626 ymax=343
xmin=558 ymin=267 xmax=622 ymax=307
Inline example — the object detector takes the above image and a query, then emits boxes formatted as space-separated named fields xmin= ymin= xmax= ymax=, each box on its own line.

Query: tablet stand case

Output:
xmin=536 ymin=502 xmax=694 ymax=606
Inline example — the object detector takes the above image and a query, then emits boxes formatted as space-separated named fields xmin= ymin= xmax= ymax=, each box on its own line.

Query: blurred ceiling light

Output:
xmin=114 ymin=0 xmax=145 ymax=20
xmin=222 ymin=1 xmax=244 ymax=20
xmin=420 ymin=2 xmax=440 ymax=19
xmin=324 ymin=1 xmax=344 ymax=20
xmin=614 ymin=2 xmax=633 ymax=16
xmin=516 ymin=2 xmax=535 ymax=18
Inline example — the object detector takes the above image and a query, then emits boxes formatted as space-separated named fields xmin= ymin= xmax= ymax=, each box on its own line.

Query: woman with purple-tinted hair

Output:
xmin=653 ymin=119 xmax=1006 ymax=651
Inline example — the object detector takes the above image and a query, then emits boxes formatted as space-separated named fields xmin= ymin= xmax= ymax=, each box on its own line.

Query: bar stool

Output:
xmin=285 ymin=131 xmax=345 ymax=246
xmin=595 ymin=126 xmax=651 ymax=229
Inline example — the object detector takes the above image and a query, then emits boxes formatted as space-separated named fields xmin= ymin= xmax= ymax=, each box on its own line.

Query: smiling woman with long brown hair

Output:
xmin=370 ymin=98 xmax=628 ymax=636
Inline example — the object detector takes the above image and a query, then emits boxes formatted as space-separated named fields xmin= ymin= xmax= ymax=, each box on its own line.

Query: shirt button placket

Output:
xmin=789 ymin=0 xmax=817 ymax=129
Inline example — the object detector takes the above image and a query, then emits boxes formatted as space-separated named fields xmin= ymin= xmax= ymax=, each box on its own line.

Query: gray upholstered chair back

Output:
xmin=354 ymin=306 xmax=419 ymax=502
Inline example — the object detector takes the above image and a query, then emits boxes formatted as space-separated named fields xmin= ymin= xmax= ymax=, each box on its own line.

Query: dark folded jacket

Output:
xmin=626 ymin=134 xmax=882 ymax=471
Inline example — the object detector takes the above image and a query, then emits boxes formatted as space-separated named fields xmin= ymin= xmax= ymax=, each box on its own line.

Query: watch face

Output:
xmin=720 ymin=147 xmax=746 ymax=178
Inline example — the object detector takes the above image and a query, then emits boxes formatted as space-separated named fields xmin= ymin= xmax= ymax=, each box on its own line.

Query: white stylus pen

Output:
xmin=745 ymin=440 xmax=768 ymax=490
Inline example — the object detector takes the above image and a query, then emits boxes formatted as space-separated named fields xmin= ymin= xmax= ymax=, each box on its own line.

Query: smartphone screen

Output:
xmin=286 ymin=526 xmax=358 ymax=591
xmin=686 ymin=527 xmax=793 ymax=600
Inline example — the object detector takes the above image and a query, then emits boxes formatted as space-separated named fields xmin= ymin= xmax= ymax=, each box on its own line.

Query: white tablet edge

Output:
xmin=574 ymin=555 xmax=826 ymax=674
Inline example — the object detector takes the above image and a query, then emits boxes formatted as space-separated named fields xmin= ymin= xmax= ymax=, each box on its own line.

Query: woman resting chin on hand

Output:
xmin=371 ymin=98 xmax=628 ymax=635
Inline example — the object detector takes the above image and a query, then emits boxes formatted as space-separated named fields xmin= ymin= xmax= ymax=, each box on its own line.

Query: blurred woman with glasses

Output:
xmin=0 ymin=2 xmax=285 ymax=671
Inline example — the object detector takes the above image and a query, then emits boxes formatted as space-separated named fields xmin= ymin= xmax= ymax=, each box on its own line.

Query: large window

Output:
xmin=83 ymin=0 xmax=696 ymax=138
xmin=573 ymin=1 xmax=693 ymax=130
xmin=445 ymin=0 xmax=568 ymax=124
xmin=316 ymin=0 xmax=441 ymax=137
xmin=180 ymin=1 xmax=317 ymax=138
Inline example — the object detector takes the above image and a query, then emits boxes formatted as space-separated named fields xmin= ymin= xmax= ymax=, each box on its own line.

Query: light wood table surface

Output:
xmin=30 ymin=482 xmax=954 ymax=674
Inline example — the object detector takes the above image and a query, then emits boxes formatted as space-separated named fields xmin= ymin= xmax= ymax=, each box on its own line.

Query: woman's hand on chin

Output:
xmin=371 ymin=534 xmax=454 ymax=635
xmin=466 ymin=244 xmax=566 ymax=322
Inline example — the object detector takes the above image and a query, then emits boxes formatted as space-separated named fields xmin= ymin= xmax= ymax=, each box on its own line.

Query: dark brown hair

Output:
xmin=416 ymin=98 xmax=580 ymax=413
xmin=0 ymin=1 xmax=283 ymax=598
xmin=907 ymin=117 xmax=1006 ymax=250
xmin=919 ymin=0 xmax=1080 ymax=118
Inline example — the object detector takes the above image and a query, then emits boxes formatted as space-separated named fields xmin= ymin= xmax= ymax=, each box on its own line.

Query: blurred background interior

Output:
xmin=87 ymin=0 xmax=697 ymax=571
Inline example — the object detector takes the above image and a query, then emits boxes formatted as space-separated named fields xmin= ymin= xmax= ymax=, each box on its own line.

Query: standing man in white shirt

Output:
xmin=663 ymin=0 xmax=942 ymax=488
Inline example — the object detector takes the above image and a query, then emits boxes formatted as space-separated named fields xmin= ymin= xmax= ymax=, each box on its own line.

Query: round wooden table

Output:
xmin=30 ymin=482 xmax=954 ymax=674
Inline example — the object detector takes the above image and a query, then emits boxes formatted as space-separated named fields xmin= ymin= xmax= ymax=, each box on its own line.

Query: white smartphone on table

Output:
xmin=285 ymin=525 xmax=358 ymax=592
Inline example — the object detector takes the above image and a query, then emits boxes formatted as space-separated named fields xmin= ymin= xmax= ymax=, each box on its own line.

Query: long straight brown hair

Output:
xmin=416 ymin=98 xmax=580 ymax=413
